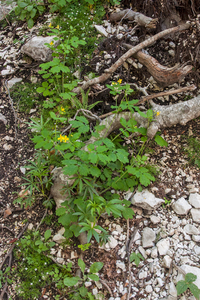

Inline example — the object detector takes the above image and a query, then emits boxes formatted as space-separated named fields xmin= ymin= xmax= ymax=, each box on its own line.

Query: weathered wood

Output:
xmin=124 ymin=44 xmax=193 ymax=87
xmin=73 ymin=23 xmax=191 ymax=95
xmin=110 ymin=9 xmax=158 ymax=28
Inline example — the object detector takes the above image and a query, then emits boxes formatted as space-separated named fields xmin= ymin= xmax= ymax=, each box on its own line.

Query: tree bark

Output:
xmin=124 ymin=44 xmax=193 ymax=87
xmin=73 ymin=23 xmax=191 ymax=95
xmin=110 ymin=9 xmax=158 ymax=28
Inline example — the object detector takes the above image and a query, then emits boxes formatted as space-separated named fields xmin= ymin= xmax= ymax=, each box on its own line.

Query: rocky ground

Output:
xmin=0 ymin=1 xmax=200 ymax=300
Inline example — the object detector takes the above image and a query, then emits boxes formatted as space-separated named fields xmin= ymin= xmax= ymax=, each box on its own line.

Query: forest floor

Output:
xmin=0 ymin=1 xmax=200 ymax=300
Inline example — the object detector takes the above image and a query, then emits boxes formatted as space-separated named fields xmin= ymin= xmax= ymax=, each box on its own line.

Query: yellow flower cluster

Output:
xmin=58 ymin=134 xmax=69 ymax=142
xmin=49 ymin=41 xmax=54 ymax=46
xmin=118 ymin=78 xmax=122 ymax=84
xmin=111 ymin=78 xmax=122 ymax=85
xmin=156 ymin=111 xmax=160 ymax=116
xmin=48 ymin=23 xmax=59 ymax=29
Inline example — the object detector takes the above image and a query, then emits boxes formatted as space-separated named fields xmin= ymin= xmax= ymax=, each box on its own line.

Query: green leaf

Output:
xmin=63 ymin=165 xmax=78 ymax=176
xmin=154 ymin=135 xmax=168 ymax=147
xmin=89 ymin=262 xmax=104 ymax=273
xmin=44 ymin=229 xmax=52 ymax=240
xmin=78 ymin=259 xmax=85 ymax=274
xmin=18 ymin=1 xmax=28 ymax=8
xmin=79 ymin=286 xmax=88 ymax=297
xmin=122 ymin=207 xmax=135 ymax=220
xmin=176 ymin=280 xmax=189 ymax=295
xmin=89 ymin=166 xmax=101 ymax=177
xmin=189 ymin=283 xmax=200 ymax=299
xmin=88 ymin=152 xmax=98 ymax=164
xmin=30 ymin=8 xmax=36 ymax=18
xmin=88 ymin=274 xmax=100 ymax=281
xmin=185 ymin=273 xmax=197 ymax=283
xmin=56 ymin=207 xmax=66 ymax=216
xmin=116 ymin=149 xmax=129 ymax=163
xmin=26 ymin=4 xmax=33 ymax=11
xmin=64 ymin=276 xmax=79 ymax=286
xmin=27 ymin=18 xmax=34 ymax=29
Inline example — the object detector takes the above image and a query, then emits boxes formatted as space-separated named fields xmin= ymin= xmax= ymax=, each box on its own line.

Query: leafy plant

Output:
xmin=130 ymin=252 xmax=144 ymax=267
xmin=64 ymin=259 xmax=104 ymax=300
xmin=13 ymin=230 xmax=71 ymax=299
xmin=15 ymin=0 xmax=45 ymax=28
xmin=162 ymin=197 xmax=171 ymax=208
xmin=0 ymin=267 xmax=12 ymax=289
xmin=183 ymin=136 xmax=200 ymax=168
xmin=176 ymin=273 xmax=200 ymax=299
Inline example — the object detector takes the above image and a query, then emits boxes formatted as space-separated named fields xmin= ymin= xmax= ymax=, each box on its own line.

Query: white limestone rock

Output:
xmin=116 ymin=261 xmax=126 ymax=271
xmin=163 ymin=255 xmax=172 ymax=269
xmin=94 ymin=25 xmax=108 ymax=37
xmin=190 ymin=208 xmax=200 ymax=223
xmin=107 ymin=236 xmax=118 ymax=249
xmin=142 ymin=227 xmax=156 ymax=248
xmin=183 ymin=224 xmax=199 ymax=235
xmin=157 ymin=238 xmax=170 ymax=256
xmin=150 ymin=215 xmax=161 ymax=224
xmin=189 ymin=193 xmax=200 ymax=208
xmin=7 ymin=77 xmax=22 ymax=89
xmin=21 ymin=36 xmax=60 ymax=62
xmin=172 ymin=197 xmax=192 ymax=215
xmin=131 ymin=190 xmax=164 ymax=211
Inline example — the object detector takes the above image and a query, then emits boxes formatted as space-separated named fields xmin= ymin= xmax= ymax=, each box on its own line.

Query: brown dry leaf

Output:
xmin=121 ymin=294 xmax=127 ymax=300
xmin=3 ymin=207 xmax=12 ymax=218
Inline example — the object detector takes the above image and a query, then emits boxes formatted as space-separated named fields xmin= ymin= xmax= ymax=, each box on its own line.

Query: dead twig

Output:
xmin=73 ymin=23 xmax=191 ymax=95
xmin=126 ymin=228 xmax=138 ymax=300
xmin=99 ymin=279 xmax=113 ymax=296
xmin=136 ymin=84 xmax=197 ymax=105
xmin=36 ymin=208 xmax=48 ymax=231
xmin=0 ymin=224 xmax=15 ymax=236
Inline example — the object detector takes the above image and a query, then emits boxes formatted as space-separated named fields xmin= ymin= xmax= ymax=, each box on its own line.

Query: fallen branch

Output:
xmin=110 ymin=9 xmax=158 ymax=28
xmin=136 ymin=84 xmax=197 ymax=105
xmin=73 ymin=23 xmax=191 ymax=95
xmin=124 ymin=46 xmax=193 ymax=87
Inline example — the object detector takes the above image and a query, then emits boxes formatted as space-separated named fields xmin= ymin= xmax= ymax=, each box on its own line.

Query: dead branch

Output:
xmin=136 ymin=84 xmax=196 ymax=105
xmin=73 ymin=23 xmax=191 ymax=95
xmin=124 ymin=44 xmax=193 ymax=87
xmin=110 ymin=9 xmax=158 ymax=28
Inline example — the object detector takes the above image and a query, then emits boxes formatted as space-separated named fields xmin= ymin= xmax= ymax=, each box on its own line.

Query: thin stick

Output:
xmin=136 ymin=84 xmax=197 ymax=105
xmin=126 ymin=228 xmax=138 ymax=300
xmin=36 ymin=208 xmax=48 ymax=231
xmin=99 ymin=280 xmax=113 ymax=296
xmin=4 ymin=80 xmax=18 ymax=139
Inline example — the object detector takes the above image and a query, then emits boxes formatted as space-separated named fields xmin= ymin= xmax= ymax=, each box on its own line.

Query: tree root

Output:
xmin=124 ymin=44 xmax=193 ymax=87
xmin=109 ymin=8 xmax=158 ymax=28
xmin=73 ymin=23 xmax=191 ymax=95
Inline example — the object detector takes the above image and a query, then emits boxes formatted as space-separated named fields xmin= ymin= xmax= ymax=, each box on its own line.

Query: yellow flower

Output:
xmin=111 ymin=82 xmax=117 ymax=85
xmin=49 ymin=41 xmax=54 ymax=46
xmin=61 ymin=106 xmax=65 ymax=113
xmin=49 ymin=23 xmax=52 ymax=28
xmin=156 ymin=111 xmax=160 ymax=116
xmin=118 ymin=78 xmax=122 ymax=84
xmin=63 ymin=135 xmax=69 ymax=142
xmin=58 ymin=134 xmax=63 ymax=142
xmin=56 ymin=25 xmax=60 ymax=29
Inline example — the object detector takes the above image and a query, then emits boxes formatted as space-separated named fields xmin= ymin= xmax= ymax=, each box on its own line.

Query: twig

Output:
xmin=117 ymin=7 xmax=132 ymax=34
xmin=136 ymin=84 xmax=197 ymax=105
xmin=99 ymin=279 xmax=113 ymax=296
xmin=36 ymin=208 xmax=48 ymax=231
xmin=126 ymin=228 xmax=138 ymax=300
xmin=62 ymin=109 xmax=100 ymax=134
xmin=73 ymin=23 xmax=191 ymax=95
xmin=4 ymin=80 xmax=18 ymax=139
xmin=0 ymin=224 xmax=15 ymax=236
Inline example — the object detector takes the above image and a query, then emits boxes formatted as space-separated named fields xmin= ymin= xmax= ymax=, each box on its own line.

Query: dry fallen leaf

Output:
xmin=3 ymin=208 xmax=12 ymax=218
